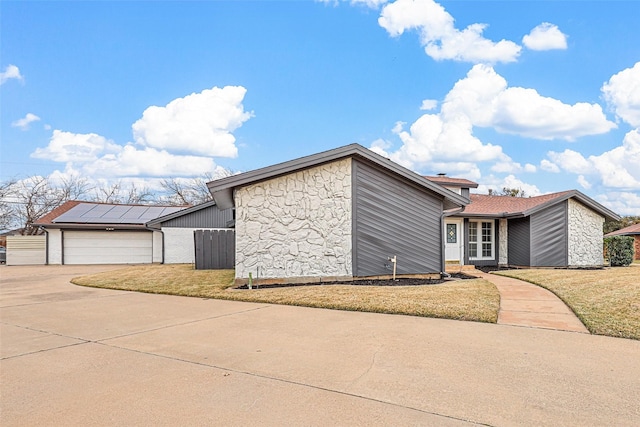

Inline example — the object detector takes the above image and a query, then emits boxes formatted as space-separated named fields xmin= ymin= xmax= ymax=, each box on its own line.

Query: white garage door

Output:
xmin=64 ymin=231 xmax=153 ymax=264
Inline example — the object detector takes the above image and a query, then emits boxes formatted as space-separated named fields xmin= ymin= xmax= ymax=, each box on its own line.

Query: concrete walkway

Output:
xmin=473 ymin=271 xmax=589 ymax=333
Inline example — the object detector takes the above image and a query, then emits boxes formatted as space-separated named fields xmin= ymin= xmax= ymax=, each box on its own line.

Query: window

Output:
xmin=447 ymin=224 xmax=457 ymax=243
xmin=469 ymin=220 xmax=493 ymax=259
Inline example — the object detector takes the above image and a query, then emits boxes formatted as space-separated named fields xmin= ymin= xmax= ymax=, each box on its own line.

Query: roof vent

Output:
xmin=437 ymin=173 xmax=446 ymax=177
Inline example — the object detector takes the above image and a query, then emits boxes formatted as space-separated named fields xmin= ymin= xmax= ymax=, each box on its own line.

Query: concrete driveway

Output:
xmin=1 ymin=266 xmax=639 ymax=426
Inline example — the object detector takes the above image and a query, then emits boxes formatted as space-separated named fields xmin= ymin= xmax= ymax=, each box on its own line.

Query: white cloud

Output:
xmin=540 ymin=159 xmax=560 ymax=173
xmin=373 ymin=64 xmax=615 ymax=173
xmin=475 ymin=174 xmax=542 ymax=196
xmin=577 ymin=175 xmax=591 ymax=190
xmin=445 ymin=64 xmax=616 ymax=141
xmin=547 ymin=149 xmax=592 ymax=174
xmin=547 ymin=129 xmax=640 ymax=191
xmin=602 ymin=61 xmax=640 ymax=127
xmin=350 ymin=0 xmax=389 ymax=8
xmin=30 ymin=85 xmax=252 ymax=183
xmin=420 ymin=99 xmax=438 ymax=110
xmin=132 ymin=85 xmax=252 ymax=157
xmin=491 ymin=157 xmax=537 ymax=174
xmin=522 ymin=23 xmax=568 ymax=51
xmin=596 ymin=192 xmax=640 ymax=216
xmin=84 ymin=146 xmax=216 ymax=178
xmin=32 ymin=130 xmax=122 ymax=163
xmin=378 ymin=0 xmax=521 ymax=63
xmin=0 ymin=64 xmax=23 ymax=85
xmin=383 ymin=112 xmax=504 ymax=170
xmin=11 ymin=113 xmax=41 ymax=130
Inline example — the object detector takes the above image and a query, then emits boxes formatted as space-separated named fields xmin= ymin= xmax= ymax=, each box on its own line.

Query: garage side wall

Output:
xmin=568 ymin=199 xmax=605 ymax=266
xmin=235 ymin=158 xmax=353 ymax=281
xmin=47 ymin=229 xmax=63 ymax=264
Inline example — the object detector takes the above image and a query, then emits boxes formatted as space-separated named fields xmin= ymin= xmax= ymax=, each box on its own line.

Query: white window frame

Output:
xmin=468 ymin=219 xmax=495 ymax=260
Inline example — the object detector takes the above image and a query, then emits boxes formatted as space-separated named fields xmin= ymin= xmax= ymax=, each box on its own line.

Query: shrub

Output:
xmin=604 ymin=236 xmax=634 ymax=267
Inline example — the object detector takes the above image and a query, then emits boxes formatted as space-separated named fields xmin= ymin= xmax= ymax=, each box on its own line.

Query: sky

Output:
xmin=1 ymin=0 xmax=639 ymax=215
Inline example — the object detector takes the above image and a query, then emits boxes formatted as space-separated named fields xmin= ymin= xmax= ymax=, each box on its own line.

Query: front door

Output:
xmin=445 ymin=219 xmax=463 ymax=264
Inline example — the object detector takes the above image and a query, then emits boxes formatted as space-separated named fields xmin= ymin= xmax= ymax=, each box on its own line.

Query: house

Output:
xmin=207 ymin=144 xmax=469 ymax=284
xmin=605 ymin=223 xmax=640 ymax=260
xmin=34 ymin=201 xmax=186 ymax=265
xmin=427 ymin=176 xmax=621 ymax=268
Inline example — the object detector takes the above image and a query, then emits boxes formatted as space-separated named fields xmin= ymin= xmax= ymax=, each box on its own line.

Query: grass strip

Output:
xmin=72 ymin=264 xmax=499 ymax=323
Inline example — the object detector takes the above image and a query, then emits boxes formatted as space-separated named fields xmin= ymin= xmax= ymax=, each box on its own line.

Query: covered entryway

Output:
xmin=445 ymin=219 xmax=463 ymax=264
xmin=63 ymin=230 xmax=153 ymax=264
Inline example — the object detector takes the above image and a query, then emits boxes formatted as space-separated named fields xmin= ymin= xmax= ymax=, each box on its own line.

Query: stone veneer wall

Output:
xmin=498 ymin=219 xmax=508 ymax=265
xmin=235 ymin=158 xmax=353 ymax=281
xmin=568 ymin=199 xmax=604 ymax=266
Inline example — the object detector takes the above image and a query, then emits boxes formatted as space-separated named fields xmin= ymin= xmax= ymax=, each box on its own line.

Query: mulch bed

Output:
xmin=236 ymin=272 xmax=474 ymax=289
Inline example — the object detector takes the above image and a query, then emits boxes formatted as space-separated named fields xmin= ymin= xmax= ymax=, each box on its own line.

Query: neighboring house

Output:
xmin=146 ymin=200 xmax=234 ymax=264
xmin=605 ymin=223 xmax=640 ymax=260
xmin=34 ymin=201 xmax=185 ymax=265
xmin=428 ymin=177 xmax=620 ymax=268
xmin=207 ymin=144 xmax=469 ymax=284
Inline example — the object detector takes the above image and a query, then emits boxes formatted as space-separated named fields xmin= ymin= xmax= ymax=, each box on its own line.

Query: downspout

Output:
xmin=441 ymin=206 xmax=466 ymax=277
xmin=145 ymin=225 xmax=164 ymax=264
xmin=41 ymin=227 xmax=49 ymax=265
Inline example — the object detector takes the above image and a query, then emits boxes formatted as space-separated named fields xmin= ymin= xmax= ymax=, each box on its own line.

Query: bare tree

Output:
xmin=160 ymin=171 xmax=231 ymax=206
xmin=0 ymin=175 xmax=90 ymax=235
xmin=92 ymin=181 xmax=156 ymax=204
xmin=488 ymin=187 xmax=527 ymax=197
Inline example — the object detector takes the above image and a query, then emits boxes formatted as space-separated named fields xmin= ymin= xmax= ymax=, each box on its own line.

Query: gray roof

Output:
xmin=146 ymin=200 xmax=217 ymax=228
xmin=207 ymin=144 xmax=469 ymax=210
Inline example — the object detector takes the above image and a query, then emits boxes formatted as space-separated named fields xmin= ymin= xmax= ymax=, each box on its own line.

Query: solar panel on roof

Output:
xmin=101 ymin=205 xmax=131 ymax=219
xmin=52 ymin=202 xmax=185 ymax=225
xmin=54 ymin=203 xmax=97 ymax=223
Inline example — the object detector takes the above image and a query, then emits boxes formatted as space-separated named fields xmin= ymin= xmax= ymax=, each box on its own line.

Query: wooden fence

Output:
xmin=194 ymin=229 xmax=235 ymax=270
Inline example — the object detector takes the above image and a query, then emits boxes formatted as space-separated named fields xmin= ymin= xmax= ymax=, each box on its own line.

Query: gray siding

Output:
xmin=530 ymin=201 xmax=568 ymax=267
xmin=508 ymin=217 xmax=531 ymax=266
xmin=353 ymin=160 xmax=443 ymax=276
xmin=161 ymin=205 xmax=233 ymax=228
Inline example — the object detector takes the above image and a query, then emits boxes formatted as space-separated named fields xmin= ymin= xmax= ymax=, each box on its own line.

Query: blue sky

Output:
xmin=2 ymin=0 xmax=639 ymax=214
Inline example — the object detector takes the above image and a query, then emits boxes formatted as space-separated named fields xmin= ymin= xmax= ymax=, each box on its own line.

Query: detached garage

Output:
xmin=34 ymin=201 xmax=185 ymax=265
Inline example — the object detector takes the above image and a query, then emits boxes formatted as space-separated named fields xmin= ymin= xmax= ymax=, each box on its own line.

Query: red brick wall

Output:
xmin=635 ymin=236 xmax=640 ymax=260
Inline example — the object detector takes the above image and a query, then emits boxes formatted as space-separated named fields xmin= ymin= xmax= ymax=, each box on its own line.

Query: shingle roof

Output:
xmin=425 ymin=176 xmax=479 ymax=188
xmin=454 ymin=190 xmax=619 ymax=221
xmin=605 ymin=222 xmax=640 ymax=236
xmin=33 ymin=200 xmax=83 ymax=225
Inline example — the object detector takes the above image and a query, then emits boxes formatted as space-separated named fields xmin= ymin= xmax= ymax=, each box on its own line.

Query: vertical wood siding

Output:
xmin=353 ymin=160 xmax=443 ymax=276
xmin=530 ymin=201 xmax=568 ymax=267
xmin=194 ymin=229 xmax=235 ymax=269
xmin=508 ymin=217 xmax=531 ymax=266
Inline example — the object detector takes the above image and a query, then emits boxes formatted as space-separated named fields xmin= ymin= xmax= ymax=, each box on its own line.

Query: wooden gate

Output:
xmin=194 ymin=229 xmax=235 ymax=270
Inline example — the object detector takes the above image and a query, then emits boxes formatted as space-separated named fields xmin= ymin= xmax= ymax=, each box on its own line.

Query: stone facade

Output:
xmin=568 ymin=199 xmax=604 ymax=266
xmin=235 ymin=158 xmax=353 ymax=281
xmin=498 ymin=219 xmax=508 ymax=265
